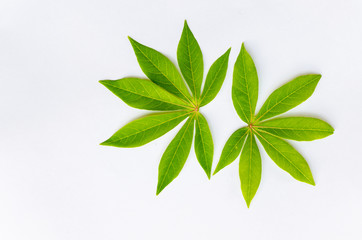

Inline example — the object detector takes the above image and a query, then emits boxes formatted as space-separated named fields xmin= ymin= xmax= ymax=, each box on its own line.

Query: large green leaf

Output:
xmin=255 ymin=130 xmax=315 ymax=185
xmin=214 ymin=127 xmax=249 ymax=175
xmin=239 ymin=133 xmax=261 ymax=207
xmin=255 ymin=74 xmax=321 ymax=122
xmin=157 ymin=116 xmax=195 ymax=194
xmin=199 ymin=48 xmax=231 ymax=107
xmin=232 ymin=43 xmax=258 ymax=123
xmin=194 ymin=113 xmax=213 ymax=179
xmin=128 ymin=37 xmax=192 ymax=102
xmin=101 ymin=111 xmax=190 ymax=148
xmin=255 ymin=117 xmax=334 ymax=141
xmin=100 ymin=78 xmax=192 ymax=111
xmin=177 ymin=20 xmax=203 ymax=100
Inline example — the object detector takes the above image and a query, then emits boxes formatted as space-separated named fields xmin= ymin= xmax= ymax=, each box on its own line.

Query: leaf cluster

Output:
xmin=100 ymin=21 xmax=230 ymax=194
xmin=213 ymin=44 xmax=334 ymax=207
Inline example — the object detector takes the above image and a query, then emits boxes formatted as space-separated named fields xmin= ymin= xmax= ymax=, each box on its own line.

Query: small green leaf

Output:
xmin=214 ymin=127 xmax=249 ymax=175
xmin=100 ymin=78 xmax=192 ymax=111
xmin=128 ymin=37 xmax=192 ymax=102
xmin=232 ymin=43 xmax=258 ymax=123
xmin=254 ymin=130 xmax=315 ymax=185
xmin=101 ymin=111 xmax=190 ymax=148
xmin=255 ymin=117 xmax=334 ymax=141
xmin=199 ymin=48 xmax=231 ymax=107
xmin=157 ymin=116 xmax=195 ymax=195
xmin=239 ymin=133 xmax=261 ymax=207
xmin=177 ymin=20 xmax=203 ymax=100
xmin=255 ymin=74 xmax=321 ymax=122
xmin=194 ymin=113 xmax=213 ymax=179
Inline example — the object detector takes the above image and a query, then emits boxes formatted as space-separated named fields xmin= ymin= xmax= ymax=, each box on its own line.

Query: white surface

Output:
xmin=1 ymin=0 xmax=361 ymax=239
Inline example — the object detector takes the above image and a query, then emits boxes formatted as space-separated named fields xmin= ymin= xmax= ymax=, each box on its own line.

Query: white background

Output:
xmin=1 ymin=0 xmax=361 ymax=239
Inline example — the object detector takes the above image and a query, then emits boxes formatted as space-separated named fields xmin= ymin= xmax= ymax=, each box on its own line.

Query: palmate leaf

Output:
xmin=194 ymin=112 xmax=213 ymax=179
xmin=128 ymin=37 xmax=193 ymax=103
xmin=177 ymin=20 xmax=203 ymax=100
xmin=215 ymin=43 xmax=333 ymax=207
xmin=232 ymin=43 xmax=258 ymax=123
xmin=157 ymin=116 xmax=194 ymax=195
xmin=255 ymin=117 xmax=334 ymax=141
xmin=100 ymin=78 xmax=193 ymax=111
xmin=101 ymin=111 xmax=190 ymax=148
xmin=101 ymin=21 xmax=231 ymax=196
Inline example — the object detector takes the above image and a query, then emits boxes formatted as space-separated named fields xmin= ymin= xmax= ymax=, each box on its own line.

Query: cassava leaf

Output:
xmin=217 ymin=43 xmax=333 ymax=207
xmin=100 ymin=78 xmax=192 ymax=111
xmin=255 ymin=117 xmax=334 ymax=141
xmin=255 ymin=74 xmax=321 ymax=122
xmin=128 ymin=37 xmax=193 ymax=102
xmin=232 ymin=43 xmax=258 ymax=123
xmin=177 ymin=20 xmax=203 ymax=100
xmin=194 ymin=112 xmax=213 ymax=179
xmin=254 ymin=130 xmax=315 ymax=185
xmin=199 ymin=48 xmax=231 ymax=107
xmin=239 ymin=133 xmax=261 ymax=207
xmin=214 ymin=127 xmax=249 ymax=175
xmin=101 ymin=21 xmax=231 ymax=197
xmin=101 ymin=111 xmax=190 ymax=148
xmin=157 ymin=116 xmax=194 ymax=195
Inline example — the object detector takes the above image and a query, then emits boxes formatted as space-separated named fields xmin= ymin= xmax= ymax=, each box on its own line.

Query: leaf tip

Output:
xmin=100 ymin=139 xmax=112 ymax=146
xmin=99 ymin=80 xmax=107 ymax=86
xmin=156 ymin=185 xmax=164 ymax=196
xmin=206 ymin=172 xmax=211 ymax=180
xmin=213 ymin=167 xmax=220 ymax=176
xmin=225 ymin=47 xmax=231 ymax=56
xmin=128 ymin=36 xmax=136 ymax=45
xmin=307 ymin=177 xmax=316 ymax=186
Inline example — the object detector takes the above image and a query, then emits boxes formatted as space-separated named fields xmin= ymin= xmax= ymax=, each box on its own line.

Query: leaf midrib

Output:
xmin=241 ymin=49 xmax=253 ymax=123
xmin=185 ymin=28 xmax=198 ymax=101
xmin=106 ymin=112 xmax=190 ymax=143
xmin=196 ymin=114 xmax=209 ymax=175
xmin=246 ymin=133 xmax=253 ymax=204
xmin=102 ymin=81 xmax=192 ymax=109
xmin=255 ymin=125 xmax=333 ymax=132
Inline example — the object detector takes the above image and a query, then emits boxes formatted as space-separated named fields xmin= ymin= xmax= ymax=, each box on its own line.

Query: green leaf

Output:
xmin=214 ymin=127 xmax=249 ymax=175
xmin=177 ymin=20 xmax=203 ymax=100
xmin=157 ymin=117 xmax=195 ymax=195
xmin=255 ymin=117 xmax=334 ymax=141
xmin=255 ymin=74 xmax=321 ymax=122
xmin=100 ymin=78 xmax=192 ymax=111
xmin=239 ymin=133 xmax=261 ymax=207
xmin=101 ymin=111 xmax=190 ymax=148
xmin=194 ymin=113 xmax=213 ymax=179
xmin=232 ymin=43 xmax=258 ymax=123
xmin=254 ymin=130 xmax=315 ymax=185
xmin=199 ymin=48 xmax=231 ymax=107
xmin=128 ymin=37 xmax=192 ymax=102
